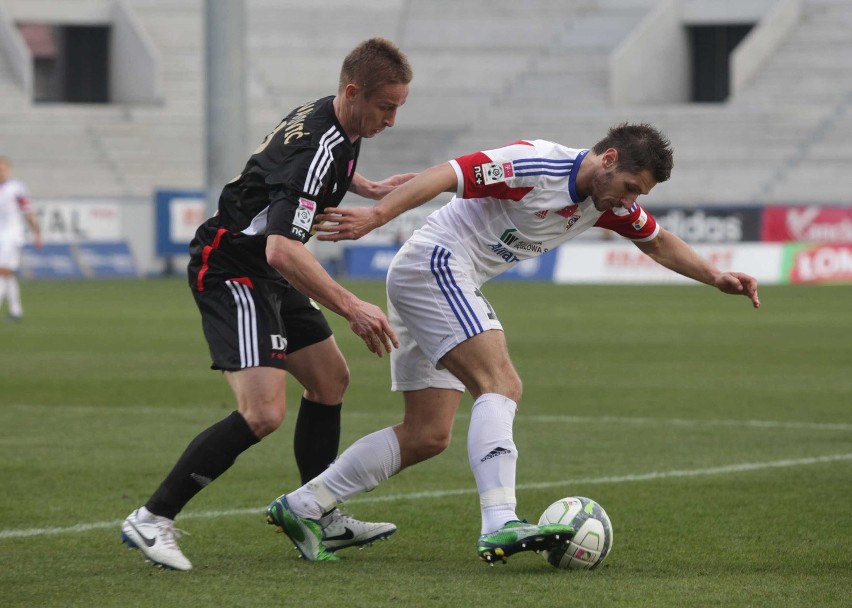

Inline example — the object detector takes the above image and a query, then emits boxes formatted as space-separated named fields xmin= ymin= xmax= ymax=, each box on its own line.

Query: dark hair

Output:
xmin=339 ymin=37 xmax=413 ymax=98
xmin=592 ymin=122 xmax=673 ymax=183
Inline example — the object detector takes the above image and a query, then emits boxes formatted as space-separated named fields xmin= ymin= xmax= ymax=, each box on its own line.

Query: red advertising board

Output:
xmin=762 ymin=206 xmax=852 ymax=242
xmin=784 ymin=244 xmax=852 ymax=284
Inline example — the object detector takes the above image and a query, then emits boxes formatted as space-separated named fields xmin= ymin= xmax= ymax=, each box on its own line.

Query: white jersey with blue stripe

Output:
xmin=408 ymin=139 xmax=658 ymax=285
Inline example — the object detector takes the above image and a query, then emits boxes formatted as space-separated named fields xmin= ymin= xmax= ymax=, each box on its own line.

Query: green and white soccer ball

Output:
xmin=538 ymin=496 xmax=613 ymax=570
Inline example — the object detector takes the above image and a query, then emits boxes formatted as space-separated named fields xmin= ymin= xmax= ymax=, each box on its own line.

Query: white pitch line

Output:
xmin=521 ymin=415 xmax=852 ymax=432
xmin=2 ymin=453 xmax=850 ymax=541
xmin=5 ymin=404 xmax=851 ymax=432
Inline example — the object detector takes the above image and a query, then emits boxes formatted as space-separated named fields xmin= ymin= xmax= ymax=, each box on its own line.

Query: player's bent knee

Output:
xmin=303 ymin=366 xmax=350 ymax=404
xmin=241 ymin=407 xmax=286 ymax=438
xmin=414 ymin=430 xmax=451 ymax=461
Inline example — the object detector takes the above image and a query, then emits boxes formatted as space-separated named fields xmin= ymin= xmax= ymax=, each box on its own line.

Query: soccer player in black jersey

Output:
xmin=121 ymin=38 xmax=413 ymax=571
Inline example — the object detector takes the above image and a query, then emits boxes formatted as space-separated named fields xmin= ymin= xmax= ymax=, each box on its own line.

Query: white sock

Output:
xmin=137 ymin=506 xmax=156 ymax=522
xmin=468 ymin=393 xmax=519 ymax=534
xmin=6 ymin=276 xmax=21 ymax=317
xmin=287 ymin=427 xmax=401 ymax=519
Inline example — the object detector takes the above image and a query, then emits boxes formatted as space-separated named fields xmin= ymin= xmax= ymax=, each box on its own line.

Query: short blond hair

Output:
xmin=339 ymin=37 xmax=412 ymax=98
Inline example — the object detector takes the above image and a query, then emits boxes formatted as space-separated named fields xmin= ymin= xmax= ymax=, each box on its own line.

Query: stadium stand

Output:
xmin=0 ymin=0 xmax=849 ymax=206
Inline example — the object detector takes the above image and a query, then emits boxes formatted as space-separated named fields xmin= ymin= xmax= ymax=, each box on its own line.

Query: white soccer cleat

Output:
xmin=318 ymin=509 xmax=397 ymax=552
xmin=121 ymin=509 xmax=192 ymax=571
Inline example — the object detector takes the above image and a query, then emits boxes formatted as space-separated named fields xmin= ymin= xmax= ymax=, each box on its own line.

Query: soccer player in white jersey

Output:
xmin=0 ymin=156 xmax=42 ymax=321
xmin=266 ymin=123 xmax=761 ymax=564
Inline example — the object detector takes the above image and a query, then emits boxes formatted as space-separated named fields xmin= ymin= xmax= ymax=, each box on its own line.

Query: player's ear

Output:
xmin=603 ymin=148 xmax=619 ymax=169
xmin=344 ymin=82 xmax=362 ymax=102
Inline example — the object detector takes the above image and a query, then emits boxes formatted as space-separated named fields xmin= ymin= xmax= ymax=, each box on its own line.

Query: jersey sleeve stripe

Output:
xmin=303 ymin=127 xmax=344 ymax=196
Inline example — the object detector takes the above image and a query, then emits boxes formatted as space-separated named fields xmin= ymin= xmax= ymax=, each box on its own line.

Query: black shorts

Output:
xmin=192 ymin=279 xmax=333 ymax=371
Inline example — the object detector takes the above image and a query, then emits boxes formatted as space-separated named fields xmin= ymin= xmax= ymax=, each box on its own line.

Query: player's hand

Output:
xmin=372 ymin=172 xmax=417 ymax=199
xmin=316 ymin=207 xmax=378 ymax=241
xmin=714 ymin=272 xmax=760 ymax=308
xmin=346 ymin=299 xmax=400 ymax=357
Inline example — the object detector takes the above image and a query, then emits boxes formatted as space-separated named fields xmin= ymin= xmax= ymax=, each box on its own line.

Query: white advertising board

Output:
xmin=554 ymin=242 xmax=785 ymax=284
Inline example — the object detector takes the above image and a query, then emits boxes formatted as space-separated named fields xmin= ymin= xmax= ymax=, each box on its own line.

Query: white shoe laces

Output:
xmin=155 ymin=519 xmax=189 ymax=550
xmin=328 ymin=511 xmax=356 ymax=525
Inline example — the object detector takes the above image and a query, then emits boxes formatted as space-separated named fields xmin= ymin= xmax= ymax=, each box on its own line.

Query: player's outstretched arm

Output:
xmin=634 ymin=229 xmax=760 ymax=308
xmin=317 ymin=162 xmax=457 ymax=241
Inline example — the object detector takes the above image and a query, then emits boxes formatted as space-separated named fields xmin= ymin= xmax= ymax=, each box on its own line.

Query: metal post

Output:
xmin=205 ymin=0 xmax=246 ymax=216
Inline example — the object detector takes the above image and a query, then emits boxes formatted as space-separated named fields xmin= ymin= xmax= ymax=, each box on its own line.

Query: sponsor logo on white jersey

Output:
xmin=500 ymin=228 xmax=545 ymax=253
xmin=556 ymin=204 xmax=578 ymax=218
xmin=478 ymin=161 xmax=515 ymax=185
xmin=632 ymin=209 xmax=648 ymax=230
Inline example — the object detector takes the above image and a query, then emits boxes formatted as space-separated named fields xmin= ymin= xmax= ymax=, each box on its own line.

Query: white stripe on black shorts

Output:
xmin=191 ymin=279 xmax=332 ymax=371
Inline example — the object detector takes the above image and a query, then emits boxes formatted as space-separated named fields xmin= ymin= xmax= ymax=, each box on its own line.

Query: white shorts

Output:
xmin=0 ymin=240 xmax=22 ymax=271
xmin=387 ymin=239 xmax=503 ymax=392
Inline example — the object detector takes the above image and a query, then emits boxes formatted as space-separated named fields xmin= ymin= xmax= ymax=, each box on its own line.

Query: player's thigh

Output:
xmin=278 ymin=287 xmax=347 ymax=402
xmin=225 ymin=366 xmax=288 ymax=437
xmin=388 ymin=297 xmax=466 ymax=392
xmin=286 ymin=336 xmax=349 ymax=404
xmin=387 ymin=240 xmax=502 ymax=392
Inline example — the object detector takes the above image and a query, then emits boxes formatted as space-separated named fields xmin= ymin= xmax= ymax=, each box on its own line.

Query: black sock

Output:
xmin=146 ymin=411 xmax=259 ymax=520
xmin=293 ymin=398 xmax=341 ymax=484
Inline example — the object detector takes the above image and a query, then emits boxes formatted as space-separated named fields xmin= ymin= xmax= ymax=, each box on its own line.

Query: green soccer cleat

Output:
xmin=266 ymin=495 xmax=340 ymax=562
xmin=478 ymin=520 xmax=574 ymax=565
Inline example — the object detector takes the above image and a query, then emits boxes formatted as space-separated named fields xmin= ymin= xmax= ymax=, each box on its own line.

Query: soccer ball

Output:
xmin=538 ymin=496 xmax=613 ymax=570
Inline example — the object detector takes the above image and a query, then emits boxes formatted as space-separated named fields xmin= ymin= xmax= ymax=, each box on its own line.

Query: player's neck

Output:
xmin=332 ymin=95 xmax=360 ymax=144
xmin=574 ymin=152 xmax=598 ymax=200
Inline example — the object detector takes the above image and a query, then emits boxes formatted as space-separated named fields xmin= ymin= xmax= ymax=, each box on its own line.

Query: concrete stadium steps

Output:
xmin=0 ymin=0 xmax=848 ymax=204
xmin=424 ymin=1 xmax=654 ymax=165
xmin=732 ymin=0 xmax=852 ymax=202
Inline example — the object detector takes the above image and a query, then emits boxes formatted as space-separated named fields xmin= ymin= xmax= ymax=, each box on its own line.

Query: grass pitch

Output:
xmin=1 ymin=279 xmax=850 ymax=607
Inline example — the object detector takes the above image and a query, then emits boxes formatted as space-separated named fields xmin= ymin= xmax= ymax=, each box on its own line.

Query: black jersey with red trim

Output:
xmin=189 ymin=96 xmax=360 ymax=291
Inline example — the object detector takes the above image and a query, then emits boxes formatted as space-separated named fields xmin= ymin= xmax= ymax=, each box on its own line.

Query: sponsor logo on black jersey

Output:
xmin=294 ymin=198 xmax=317 ymax=232
xmin=270 ymin=334 xmax=287 ymax=361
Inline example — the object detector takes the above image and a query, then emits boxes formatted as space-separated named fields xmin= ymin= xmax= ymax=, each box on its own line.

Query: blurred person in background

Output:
xmin=267 ymin=123 xmax=760 ymax=564
xmin=0 ymin=156 xmax=43 ymax=322
xmin=121 ymin=37 xmax=414 ymax=571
